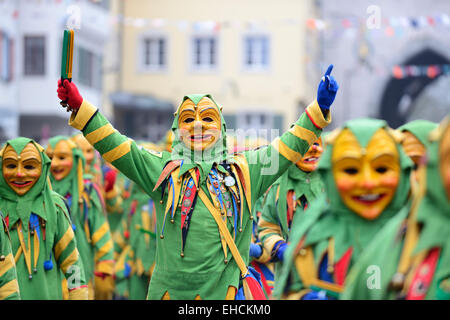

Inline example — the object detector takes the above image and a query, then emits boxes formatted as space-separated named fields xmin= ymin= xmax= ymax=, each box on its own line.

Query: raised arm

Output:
xmin=56 ymin=80 xmax=165 ymax=198
xmin=245 ymin=65 xmax=338 ymax=202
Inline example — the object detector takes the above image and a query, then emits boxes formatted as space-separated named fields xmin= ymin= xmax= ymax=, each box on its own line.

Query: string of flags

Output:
xmin=1 ymin=0 xmax=449 ymax=38
xmin=1 ymin=0 xmax=449 ymax=35
xmin=306 ymin=13 xmax=450 ymax=32
xmin=108 ymin=13 xmax=450 ymax=34
xmin=392 ymin=64 xmax=450 ymax=79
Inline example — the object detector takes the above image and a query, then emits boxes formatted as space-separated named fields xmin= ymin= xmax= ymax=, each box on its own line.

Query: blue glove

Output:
xmin=124 ymin=262 xmax=131 ymax=278
xmin=275 ymin=241 xmax=287 ymax=262
xmin=102 ymin=164 xmax=112 ymax=177
xmin=249 ymin=243 xmax=263 ymax=259
xmin=317 ymin=64 xmax=339 ymax=110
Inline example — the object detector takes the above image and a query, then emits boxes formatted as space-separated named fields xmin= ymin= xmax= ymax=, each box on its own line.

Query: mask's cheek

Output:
xmin=178 ymin=128 xmax=192 ymax=148
xmin=62 ymin=160 xmax=73 ymax=175
xmin=335 ymin=178 xmax=357 ymax=192
xmin=380 ymin=174 xmax=399 ymax=189
xmin=28 ymin=168 xmax=42 ymax=183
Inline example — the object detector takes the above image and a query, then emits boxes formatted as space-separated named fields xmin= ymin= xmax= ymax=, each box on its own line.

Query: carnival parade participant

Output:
xmin=0 ymin=210 xmax=20 ymax=300
xmin=114 ymin=179 xmax=156 ymax=300
xmin=231 ymin=137 xmax=275 ymax=298
xmin=273 ymin=119 xmax=413 ymax=299
xmin=56 ymin=64 xmax=338 ymax=299
xmin=398 ymin=120 xmax=438 ymax=189
xmin=46 ymin=136 xmax=114 ymax=299
xmin=342 ymin=117 xmax=450 ymax=300
xmin=72 ymin=134 xmax=124 ymax=234
xmin=257 ymin=137 xmax=325 ymax=294
xmin=0 ymin=138 xmax=88 ymax=299
xmin=249 ymin=196 xmax=275 ymax=298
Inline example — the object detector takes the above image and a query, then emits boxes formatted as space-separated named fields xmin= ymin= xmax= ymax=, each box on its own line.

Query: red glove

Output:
xmin=104 ymin=169 xmax=117 ymax=193
xmin=57 ymin=79 xmax=83 ymax=110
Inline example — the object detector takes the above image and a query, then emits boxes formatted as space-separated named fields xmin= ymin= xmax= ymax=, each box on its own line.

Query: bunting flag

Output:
xmin=1 ymin=1 xmax=449 ymax=37
xmin=392 ymin=64 xmax=450 ymax=79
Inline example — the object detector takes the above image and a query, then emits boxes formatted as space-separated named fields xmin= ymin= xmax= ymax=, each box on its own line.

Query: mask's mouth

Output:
xmin=51 ymin=167 xmax=65 ymax=174
xmin=190 ymin=134 xmax=213 ymax=142
xmin=303 ymin=156 xmax=319 ymax=164
xmin=10 ymin=180 xmax=33 ymax=188
xmin=351 ymin=193 xmax=386 ymax=204
xmin=51 ymin=167 xmax=69 ymax=180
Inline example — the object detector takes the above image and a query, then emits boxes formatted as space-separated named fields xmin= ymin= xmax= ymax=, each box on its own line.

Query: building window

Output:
xmin=24 ymin=36 xmax=45 ymax=76
xmin=0 ymin=31 xmax=13 ymax=82
xmin=237 ymin=110 xmax=273 ymax=131
xmin=77 ymin=47 xmax=102 ymax=89
xmin=192 ymin=36 xmax=217 ymax=70
xmin=244 ymin=35 xmax=269 ymax=70
xmin=141 ymin=37 xmax=166 ymax=70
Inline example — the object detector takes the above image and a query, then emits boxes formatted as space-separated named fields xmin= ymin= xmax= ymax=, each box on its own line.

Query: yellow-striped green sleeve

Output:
xmin=88 ymin=187 xmax=115 ymax=275
xmin=53 ymin=203 xmax=87 ymax=293
xmin=0 ymin=220 xmax=20 ymax=300
xmin=257 ymin=185 xmax=285 ymax=255
xmin=245 ymin=100 xmax=331 ymax=202
xmin=68 ymin=100 xmax=165 ymax=197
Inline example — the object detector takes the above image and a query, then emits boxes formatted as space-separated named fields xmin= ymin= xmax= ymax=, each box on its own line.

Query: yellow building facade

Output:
xmin=103 ymin=0 xmax=318 ymax=143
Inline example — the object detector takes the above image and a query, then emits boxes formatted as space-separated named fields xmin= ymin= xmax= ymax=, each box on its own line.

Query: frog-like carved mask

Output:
xmin=177 ymin=97 xmax=222 ymax=151
xmin=71 ymin=134 xmax=95 ymax=171
xmin=332 ymin=128 xmax=400 ymax=220
xmin=46 ymin=140 xmax=74 ymax=181
xmin=2 ymin=143 xmax=42 ymax=196
xmin=295 ymin=137 xmax=324 ymax=172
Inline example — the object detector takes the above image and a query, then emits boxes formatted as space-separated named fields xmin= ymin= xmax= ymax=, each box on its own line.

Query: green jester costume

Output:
xmin=342 ymin=118 xmax=450 ymax=300
xmin=46 ymin=136 xmax=114 ymax=299
xmin=0 ymin=138 xmax=87 ymax=299
xmin=0 ymin=211 xmax=20 ymax=300
xmin=258 ymin=140 xmax=325 ymax=287
xmin=56 ymin=65 xmax=337 ymax=299
xmin=273 ymin=119 xmax=413 ymax=299
xmin=114 ymin=180 xmax=156 ymax=299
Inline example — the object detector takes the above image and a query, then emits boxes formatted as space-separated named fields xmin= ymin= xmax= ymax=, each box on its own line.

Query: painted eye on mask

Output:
xmin=344 ymin=167 xmax=358 ymax=175
xmin=184 ymin=118 xmax=195 ymax=123
xmin=375 ymin=166 xmax=388 ymax=174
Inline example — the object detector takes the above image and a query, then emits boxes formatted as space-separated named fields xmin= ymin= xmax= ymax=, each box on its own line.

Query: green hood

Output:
xmin=0 ymin=137 xmax=57 ymax=252
xmin=168 ymin=94 xmax=232 ymax=181
xmin=398 ymin=119 xmax=438 ymax=149
xmin=341 ymin=118 xmax=450 ymax=300
xmin=275 ymin=164 xmax=324 ymax=234
xmin=47 ymin=135 xmax=86 ymax=216
xmin=413 ymin=118 xmax=450 ymax=254
xmin=304 ymin=118 xmax=413 ymax=260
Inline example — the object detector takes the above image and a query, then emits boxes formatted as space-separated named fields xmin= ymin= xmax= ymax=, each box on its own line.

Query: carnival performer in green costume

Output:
xmin=0 ymin=138 xmax=88 ymax=299
xmin=46 ymin=136 xmax=114 ymax=299
xmin=342 ymin=117 xmax=450 ymax=300
xmin=257 ymin=137 xmax=324 ymax=292
xmin=113 ymin=141 xmax=162 ymax=299
xmin=0 ymin=211 xmax=20 ymax=300
xmin=273 ymin=119 xmax=413 ymax=299
xmin=56 ymin=65 xmax=338 ymax=300
xmin=398 ymin=120 xmax=438 ymax=191
xmin=72 ymin=134 xmax=124 ymax=234
xmin=114 ymin=180 xmax=156 ymax=299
